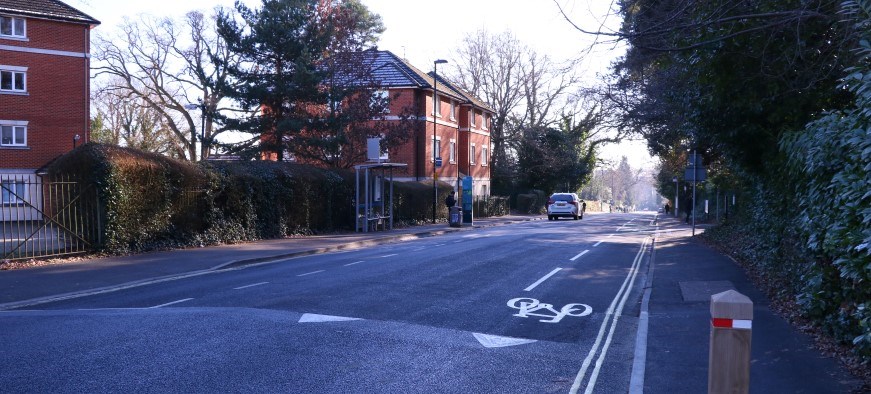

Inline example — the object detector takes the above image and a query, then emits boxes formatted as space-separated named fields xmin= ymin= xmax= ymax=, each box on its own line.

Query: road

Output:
xmin=0 ymin=212 xmax=657 ymax=393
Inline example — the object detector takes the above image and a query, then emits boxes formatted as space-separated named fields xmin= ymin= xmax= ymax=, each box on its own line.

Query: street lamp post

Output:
xmin=432 ymin=59 xmax=447 ymax=224
xmin=185 ymin=99 xmax=206 ymax=161
xmin=672 ymin=176 xmax=678 ymax=218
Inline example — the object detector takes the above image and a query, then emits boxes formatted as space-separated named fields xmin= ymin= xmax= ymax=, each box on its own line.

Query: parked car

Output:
xmin=547 ymin=193 xmax=581 ymax=220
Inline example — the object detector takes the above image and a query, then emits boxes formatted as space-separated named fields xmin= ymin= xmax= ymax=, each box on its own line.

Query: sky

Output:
xmin=64 ymin=0 xmax=653 ymax=169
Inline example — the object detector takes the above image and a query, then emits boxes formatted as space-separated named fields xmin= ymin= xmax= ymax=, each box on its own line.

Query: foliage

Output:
xmin=778 ymin=3 xmax=871 ymax=355
xmin=93 ymin=11 xmax=234 ymax=161
xmin=613 ymin=0 xmax=871 ymax=361
xmin=44 ymin=144 xmax=486 ymax=254
xmin=215 ymin=0 xmax=409 ymax=166
xmin=516 ymin=114 xmax=598 ymax=195
xmin=45 ymin=143 xmax=208 ymax=253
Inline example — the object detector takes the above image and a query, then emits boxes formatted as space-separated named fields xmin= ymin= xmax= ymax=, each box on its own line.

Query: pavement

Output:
xmin=0 ymin=212 xmax=864 ymax=392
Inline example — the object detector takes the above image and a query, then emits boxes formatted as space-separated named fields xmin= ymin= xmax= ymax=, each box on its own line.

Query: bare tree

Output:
xmin=93 ymin=10 xmax=239 ymax=161
xmin=450 ymin=29 xmax=587 ymax=193
xmin=91 ymin=78 xmax=182 ymax=157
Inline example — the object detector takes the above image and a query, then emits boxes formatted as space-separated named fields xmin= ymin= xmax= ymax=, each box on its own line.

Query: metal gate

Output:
xmin=1 ymin=175 xmax=101 ymax=260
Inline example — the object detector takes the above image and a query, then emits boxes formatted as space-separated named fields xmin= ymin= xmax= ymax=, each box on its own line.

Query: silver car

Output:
xmin=547 ymin=193 xmax=581 ymax=220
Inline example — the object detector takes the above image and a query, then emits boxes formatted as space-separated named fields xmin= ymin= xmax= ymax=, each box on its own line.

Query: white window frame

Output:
xmin=481 ymin=114 xmax=488 ymax=130
xmin=470 ymin=143 xmax=476 ymax=165
xmin=0 ymin=120 xmax=27 ymax=147
xmin=449 ymin=139 xmax=456 ymax=163
xmin=481 ymin=146 xmax=488 ymax=166
xmin=433 ymin=93 xmax=441 ymax=117
xmin=0 ymin=15 xmax=26 ymax=39
xmin=1 ymin=180 xmax=26 ymax=205
xmin=469 ymin=111 xmax=476 ymax=127
xmin=432 ymin=136 xmax=442 ymax=162
xmin=0 ymin=65 xmax=26 ymax=93
xmin=449 ymin=101 xmax=456 ymax=121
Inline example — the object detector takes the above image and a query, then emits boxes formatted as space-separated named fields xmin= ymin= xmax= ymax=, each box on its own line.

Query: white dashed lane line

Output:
xmin=297 ymin=270 xmax=325 ymax=277
xmin=524 ymin=268 xmax=562 ymax=291
xmin=570 ymin=250 xmax=590 ymax=261
xmin=233 ymin=282 xmax=269 ymax=290
xmin=344 ymin=260 xmax=364 ymax=266
xmin=150 ymin=298 xmax=193 ymax=308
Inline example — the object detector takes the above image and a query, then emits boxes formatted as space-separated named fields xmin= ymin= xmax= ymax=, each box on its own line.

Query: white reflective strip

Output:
xmin=732 ymin=319 xmax=752 ymax=329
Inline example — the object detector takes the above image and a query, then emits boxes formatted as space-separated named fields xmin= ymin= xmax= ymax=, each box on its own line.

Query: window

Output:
xmin=0 ymin=122 xmax=26 ymax=146
xmin=449 ymin=139 xmax=456 ymax=163
xmin=0 ymin=66 xmax=26 ymax=93
xmin=433 ymin=93 xmax=441 ymax=117
xmin=470 ymin=144 xmax=476 ymax=165
xmin=432 ymin=136 xmax=441 ymax=161
xmin=0 ymin=16 xmax=25 ymax=38
xmin=470 ymin=111 xmax=476 ymax=127
xmin=449 ymin=101 xmax=456 ymax=120
xmin=481 ymin=146 xmax=488 ymax=166
xmin=371 ymin=90 xmax=389 ymax=113
xmin=1 ymin=180 xmax=26 ymax=205
xmin=481 ymin=114 xmax=488 ymax=130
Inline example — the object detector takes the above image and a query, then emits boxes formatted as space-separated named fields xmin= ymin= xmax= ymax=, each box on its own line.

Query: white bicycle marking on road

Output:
xmin=507 ymin=297 xmax=592 ymax=323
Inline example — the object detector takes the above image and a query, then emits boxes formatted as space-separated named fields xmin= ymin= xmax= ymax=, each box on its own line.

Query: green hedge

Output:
xmin=45 ymin=144 xmax=471 ymax=254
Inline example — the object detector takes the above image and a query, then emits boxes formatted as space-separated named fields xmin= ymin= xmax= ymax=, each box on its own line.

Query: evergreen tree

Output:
xmin=215 ymin=0 xmax=405 ymax=165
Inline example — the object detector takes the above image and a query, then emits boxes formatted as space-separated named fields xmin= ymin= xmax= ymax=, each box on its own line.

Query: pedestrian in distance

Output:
xmin=664 ymin=203 xmax=670 ymax=215
xmin=581 ymin=200 xmax=587 ymax=219
xmin=445 ymin=190 xmax=456 ymax=208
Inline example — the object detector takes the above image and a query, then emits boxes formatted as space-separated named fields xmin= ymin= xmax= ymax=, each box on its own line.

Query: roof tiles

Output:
xmin=0 ymin=0 xmax=100 ymax=25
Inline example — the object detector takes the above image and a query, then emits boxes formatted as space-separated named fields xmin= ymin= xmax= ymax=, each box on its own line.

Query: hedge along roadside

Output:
xmin=45 ymin=143 xmax=458 ymax=255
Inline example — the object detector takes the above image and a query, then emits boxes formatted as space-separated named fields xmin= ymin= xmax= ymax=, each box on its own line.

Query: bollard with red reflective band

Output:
xmin=709 ymin=290 xmax=753 ymax=394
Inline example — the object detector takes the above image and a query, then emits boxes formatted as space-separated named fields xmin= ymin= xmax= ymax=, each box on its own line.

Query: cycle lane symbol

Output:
xmin=507 ymin=297 xmax=592 ymax=323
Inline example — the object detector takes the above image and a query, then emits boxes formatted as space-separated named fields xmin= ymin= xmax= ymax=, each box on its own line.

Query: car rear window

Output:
xmin=551 ymin=194 xmax=575 ymax=202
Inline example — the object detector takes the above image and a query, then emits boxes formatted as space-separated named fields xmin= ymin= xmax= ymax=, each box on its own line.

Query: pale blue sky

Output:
xmin=64 ymin=0 xmax=650 ymax=168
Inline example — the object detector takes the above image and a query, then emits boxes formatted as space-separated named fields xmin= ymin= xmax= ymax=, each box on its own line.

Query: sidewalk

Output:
xmin=0 ymin=214 xmax=543 ymax=310
xmin=643 ymin=215 xmax=863 ymax=393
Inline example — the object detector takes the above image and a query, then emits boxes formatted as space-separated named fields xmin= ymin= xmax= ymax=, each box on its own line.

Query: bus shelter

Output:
xmin=354 ymin=163 xmax=407 ymax=232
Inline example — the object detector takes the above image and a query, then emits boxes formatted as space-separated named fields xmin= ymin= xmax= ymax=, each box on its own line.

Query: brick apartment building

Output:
xmin=0 ymin=0 xmax=99 ymax=210
xmin=272 ymin=50 xmax=494 ymax=196
xmin=365 ymin=50 xmax=494 ymax=197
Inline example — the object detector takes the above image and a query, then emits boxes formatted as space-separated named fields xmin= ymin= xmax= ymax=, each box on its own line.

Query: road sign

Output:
xmin=435 ymin=157 xmax=442 ymax=167
xmin=685 ymin=166 xmax=707 ymax=182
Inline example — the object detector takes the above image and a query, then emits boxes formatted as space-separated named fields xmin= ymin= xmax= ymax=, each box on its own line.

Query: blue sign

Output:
xmin=435 ymin=157 xmax=443 ymax=168
xmin=462 ymin=176 xmax=473 ymax=224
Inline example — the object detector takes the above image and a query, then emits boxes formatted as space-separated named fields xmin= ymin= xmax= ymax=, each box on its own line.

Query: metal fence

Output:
xmin=1 ymin=175 xmax=100 ymax=260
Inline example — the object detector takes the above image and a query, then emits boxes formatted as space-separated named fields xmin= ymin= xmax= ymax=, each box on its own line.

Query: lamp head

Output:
xmin=434 ymin=59 xmax=448 ymax=65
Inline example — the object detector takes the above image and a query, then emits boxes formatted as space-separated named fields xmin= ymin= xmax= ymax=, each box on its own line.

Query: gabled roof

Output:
xmin=0 ymin=0 xmax=100 ymax=26
xmin=349 ymin=50 xmax=494 ymax=113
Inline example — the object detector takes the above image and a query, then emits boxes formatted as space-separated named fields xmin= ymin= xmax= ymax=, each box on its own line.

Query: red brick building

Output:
xmin=0 ymin=0 xmax=99 ymax=188
xmin=354 ymin=50 xmax=495 ymax=196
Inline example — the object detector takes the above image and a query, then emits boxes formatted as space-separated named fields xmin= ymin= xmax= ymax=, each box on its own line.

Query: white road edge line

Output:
xmin=571 ymin=237 xmax=649 ymax=394
xmin=524 ymin=268 xmax=562 ymax=292
xmin=380 ymin=254 xmax=398 ymax=258
xmin=297 ymin=270 xmax=325 ymax=277
xmin=233 ymin=282 xmax=269 ymax=290
xmin=344 ymin=261 xmax=365 ymax=266
xmin=570 ymin=250 xmax=590 ymax=261
xmin=150 ymin=298 xmax=194 ymax=308
xmin=629 ymin=227 xmax=656 ymax=393
xmin=584 ymin=237 xmax=650 ymax=394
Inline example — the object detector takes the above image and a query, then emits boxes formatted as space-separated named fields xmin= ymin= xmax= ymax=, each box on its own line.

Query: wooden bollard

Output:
xmin=708 ymin=290 xmax=753 ymax=394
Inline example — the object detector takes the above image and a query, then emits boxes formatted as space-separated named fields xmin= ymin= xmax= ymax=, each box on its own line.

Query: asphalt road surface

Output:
xmin=1 ymin=212 xmax=657 ymax=393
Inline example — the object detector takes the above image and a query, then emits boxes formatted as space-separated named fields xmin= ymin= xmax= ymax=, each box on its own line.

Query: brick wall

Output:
xmin=0 ymin=17 xmax=91 ymax=170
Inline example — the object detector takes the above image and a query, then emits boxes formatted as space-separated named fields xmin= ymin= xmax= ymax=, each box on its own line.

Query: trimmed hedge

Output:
xmin=45 ymin=144 xmax=464 ymax=254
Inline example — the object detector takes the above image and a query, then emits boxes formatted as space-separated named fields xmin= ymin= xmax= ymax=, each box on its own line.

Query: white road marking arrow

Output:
xmin=298 ymin=313 xmax=362 ymax=323
xmin=472 ymin=333 xmax=537 ymax=348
